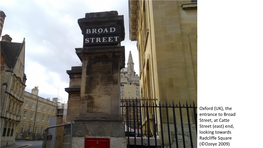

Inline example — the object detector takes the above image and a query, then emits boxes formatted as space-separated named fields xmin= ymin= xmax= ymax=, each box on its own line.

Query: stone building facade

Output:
xmin=64 ymin=11 xmax=127 ymax=148
xmin=120 ymin=51 xmax=140 ymax=99
xmin=0 ymin=34 xmax=26 ymax=146
xmin=128 ymin=1 xmax=197 ymax=146
xmin=129 ymin=0 xmax=197 ymax=104
xmin=16 ymin=87 xmax=57 ymax=139
xmin=120 ymin=51 xmax=140 ymax=132
xmin=57 ymin=101 xmax=67 ymax=122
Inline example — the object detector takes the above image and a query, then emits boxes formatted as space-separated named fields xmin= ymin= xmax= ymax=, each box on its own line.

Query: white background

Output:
xmin=199 ymin=0 xmax=263 ymax=147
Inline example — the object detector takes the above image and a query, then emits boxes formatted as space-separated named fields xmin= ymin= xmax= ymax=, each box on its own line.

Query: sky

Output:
xmin=1 ymin=0 xmax=139 ymax=102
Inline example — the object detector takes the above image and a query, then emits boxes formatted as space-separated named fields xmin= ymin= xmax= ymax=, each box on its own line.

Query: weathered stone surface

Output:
xmin=82 ymin=122 xmax=124 ymax=137
xmin=78 ymin=12 xmax=125 ymax=41
xmin=72 ymin=137 xmax=85 ymax=148
xmin=110 ymin=137 xmax=126 ymax=148
xmin=128 ymin=0 xmax=197 ymax=105
xmin=78 ymin=49 xmax=124 ymax=117
xmin=85 ymin=76 xmax=100 ymax=94
xmin=64 ymin=11 xmax=126 ymax=148
xmin=85 ymin=11 xmax=118 ymax=18
xmin=64 ymin=121 xmax=125 ymax=138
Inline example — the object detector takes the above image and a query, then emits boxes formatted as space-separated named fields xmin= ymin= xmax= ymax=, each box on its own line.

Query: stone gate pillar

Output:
xmin=64 ymin=11 xmax=126 ymax=148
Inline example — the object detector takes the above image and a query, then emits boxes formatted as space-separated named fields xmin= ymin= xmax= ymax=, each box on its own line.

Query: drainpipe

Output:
xmin=0 ymin=72 xmax=14 ymax=136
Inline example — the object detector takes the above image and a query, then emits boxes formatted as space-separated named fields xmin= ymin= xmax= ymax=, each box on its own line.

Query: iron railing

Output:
xmin=121 ymin=99 xmax=197 ymax=148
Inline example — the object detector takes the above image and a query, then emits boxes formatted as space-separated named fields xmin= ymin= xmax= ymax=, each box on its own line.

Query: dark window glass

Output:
xmin=7 ymin=128 xmax=10 ymax=136
xmin=11 ymin=129 xmax=14 ymax=136
xmin=2 ymin=128 xmax=6 ymax=136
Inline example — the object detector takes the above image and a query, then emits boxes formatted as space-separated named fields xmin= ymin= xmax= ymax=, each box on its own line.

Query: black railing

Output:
xmin=121 ymin=99 xmax=197 ymax=148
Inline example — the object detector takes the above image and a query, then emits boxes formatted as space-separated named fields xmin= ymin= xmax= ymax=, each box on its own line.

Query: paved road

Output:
xmin=3 ymin=140 xmax=43 ymax=148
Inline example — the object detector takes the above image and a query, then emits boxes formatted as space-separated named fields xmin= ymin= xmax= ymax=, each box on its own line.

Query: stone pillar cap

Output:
xmin=78 ymin=11 xmax=125 ymax=41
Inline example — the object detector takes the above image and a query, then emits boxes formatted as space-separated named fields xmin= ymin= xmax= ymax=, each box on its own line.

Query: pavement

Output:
xmin=2 ymin=140 xmax=43 ymax=148
xmin=2 ymin=144 xmax=28 ymax=148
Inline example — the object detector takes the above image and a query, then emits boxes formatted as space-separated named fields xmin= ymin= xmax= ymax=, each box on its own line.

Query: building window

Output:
xmin=18 ymin=108 xmax=20 ymax=116
xmin=30 ymin=113 xmax=34 ymax=120
xmin=8 ymin=101 xmax=11 ymax=111
xmin=25 ymin=101 xmax=28 ymax=106
xmin=121 ymin=85 xmax=124 ymax=96
xmin=48 ymin=116 xmax=50 ymax=122
xmin=11 ymin=128 xmax=14 ymax=136
xmin=35 ymin=127 xmax=38 ymax=135
xmin=32 ymin=103 xmax=35 ymax=108
xmin=53 ymin=109 xmax=55 ymax=113
xmin=38 ymin=104 xmax=41 ymax=110
xmin=7 ymin=128 xmax=10 ymax=136
xmin=28 ymin=126 xmax=31 ymax=132
xmin=44 ymin=106 xmax=46 ymax=111
xmin=49 ymin=108 xmax=51 ymax=112
xmin=2 ymin=128 xmax=6 ymax=136
xmin=42 ymin=115 xmax=45 ymax=121
xmin=41 ymin=127 xmax=43 ymax=135
xmin=21 ymin=125 xmax=24 ymax=135
xmin=23 ymin=111 xmax=27 ymax=118
xmin=136 ymin=85 xmax=140 ymax=96
xmin=37 ymin=114 xmax=40 ymax=120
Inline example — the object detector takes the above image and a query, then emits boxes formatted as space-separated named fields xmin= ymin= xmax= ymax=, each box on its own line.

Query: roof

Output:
xmin=0 ymin=10 xmax=6 ymax=18
xmin=0 ymin=40 xmax=25 ymax=68
xmin=128 ymin=51 xmax=134 ymax=64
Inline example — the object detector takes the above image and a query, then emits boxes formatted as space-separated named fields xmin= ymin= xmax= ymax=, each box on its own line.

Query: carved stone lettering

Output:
xmin=85 ymin=26 xmax=119 ymax=35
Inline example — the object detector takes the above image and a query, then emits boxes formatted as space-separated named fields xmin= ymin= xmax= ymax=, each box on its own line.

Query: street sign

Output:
xmin=47 ymin=135 xmax=52 ymax=140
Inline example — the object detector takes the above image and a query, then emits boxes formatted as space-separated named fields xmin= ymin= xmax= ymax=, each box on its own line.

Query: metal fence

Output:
xmin=121 ymin=99 xmax=197 ymax=148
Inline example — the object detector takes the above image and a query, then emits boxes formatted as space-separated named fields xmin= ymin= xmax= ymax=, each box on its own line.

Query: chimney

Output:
xmin=2 ymin=34 xmax=12 ymax=42
xmin=31 ymin=86 xmax=39 ymax=96
xmin=0 ymin=10 xmax=6 ymax=37
xmin=52 ymin=97 xmax=58 ymax=103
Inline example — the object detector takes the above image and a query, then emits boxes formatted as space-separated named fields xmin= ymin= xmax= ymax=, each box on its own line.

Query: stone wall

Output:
xmin=151 ymin=0 xmax=197 ymax=103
